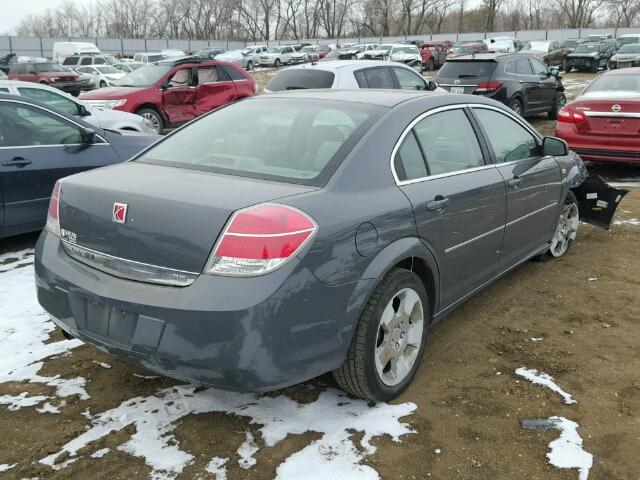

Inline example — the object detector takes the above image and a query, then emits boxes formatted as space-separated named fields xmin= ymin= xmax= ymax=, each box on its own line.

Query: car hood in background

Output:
xmin=80 ymin=86 xmax=147 ymax=99
xmin=91 ymin=108 xmax=156 ymax=134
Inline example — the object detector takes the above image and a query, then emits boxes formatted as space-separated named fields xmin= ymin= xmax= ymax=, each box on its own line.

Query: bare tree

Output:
xmin=553 ymin=0 xmax=606 ymax=27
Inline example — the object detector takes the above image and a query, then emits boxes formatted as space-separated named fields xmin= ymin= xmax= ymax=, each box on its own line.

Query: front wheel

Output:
xmin=99 ymin=80 xmax=107 ymax=88
xmin=563 ymin=60 xmax=571 ymax=72
xmin=136 ymin=107 xmax=163 ymax=134
xmin=246 ymin=60 xmax=253 ymax=71
xmin=540 ymin=192 xmax=579 ymax=260
xmin=590 ymin=61 xmax=599 ymax=73
xmin=333 ymin=268 xmax=429 ymax=402
xmin=426 ymin=58 xmax=434 ymax=71
xmin=274 ymin=58 xmax=281 ymax=68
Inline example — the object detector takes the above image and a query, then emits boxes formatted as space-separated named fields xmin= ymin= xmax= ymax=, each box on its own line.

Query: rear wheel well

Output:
xmin=394 ymin=257 xmax=436 ymax=321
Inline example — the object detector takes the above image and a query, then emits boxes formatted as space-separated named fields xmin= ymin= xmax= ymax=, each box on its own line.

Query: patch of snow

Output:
xmin=434 ymin=448 xmax=441 ymax=455
xmin=39 ymin=385 xmax=416 ymax=480
xmin=0 ymin=463 xmax=16 ymax=472
xmin=0 ymin=392 xmax=49 ymax=411
xmin=237 ymin=431 xmax=258 ymax=469
xmin=587 ymin=277 xmax=598 ymax=282
xmin=515 ymin=368 xmax=576 ymax=405
xmin=93 ymin=361 xmax=111 ymax=369
xmin=0 ymin=251 xmax=89 ymax=411
xmin=608 ymin=182 xmax=640 ymax=188
xmin=530 ymin=337 xmax=543 ymax=342
xmin=37 ymin=400 xmax=65 ymax=414
xmin=205 ymin=457 xmax=228 ymax=479
xmin=91 ymin=448 xmax=110 ymax=459
xmin=546 ymin=417 xmax=592 ymax=480
xmin=614 ymin=218 xmax=640 ymax=226
xmin=133 ymin=374 xmax=160 ymax=379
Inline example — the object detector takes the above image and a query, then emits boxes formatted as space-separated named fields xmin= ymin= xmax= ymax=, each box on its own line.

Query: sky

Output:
xmin=0 ymin=0 xmax=95 ymax=35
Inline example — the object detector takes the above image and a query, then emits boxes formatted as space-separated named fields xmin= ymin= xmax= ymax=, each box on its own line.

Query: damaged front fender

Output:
xmin=572 ymin=175 xmax=629 ymax=229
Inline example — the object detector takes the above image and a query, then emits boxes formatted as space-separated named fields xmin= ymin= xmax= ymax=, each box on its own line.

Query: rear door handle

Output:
xmin=507 ymin=177 xmax=521 ymax=188
xmin=1 ymin=157 xmax=31 ymax=168
xmin=426 ymin=196 xmax=450 ymax=211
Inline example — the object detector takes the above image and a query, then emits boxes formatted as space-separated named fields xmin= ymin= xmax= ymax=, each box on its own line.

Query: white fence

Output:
xmin=2 ymin=26 xmax=640 ymax=58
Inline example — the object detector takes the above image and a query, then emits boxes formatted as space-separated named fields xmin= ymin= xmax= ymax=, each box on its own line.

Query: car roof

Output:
xmin=446 ymin=52 xmax=526 ymax=61
xmin=280 ymin=59 xmax=420 ymax=72
xmin=601 ymin=67 xmax=640 ymax=75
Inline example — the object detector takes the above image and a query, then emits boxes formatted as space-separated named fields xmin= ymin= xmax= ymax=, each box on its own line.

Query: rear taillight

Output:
xmin=557 ymin=107 xmax=586 ymax=124
xmin=474 ymin=81 xmax=503 ymax=93
xmin=205 ymin=203 xmax=317 ymax=276
xmin=46 ymin=180 xmax=61 ymax=236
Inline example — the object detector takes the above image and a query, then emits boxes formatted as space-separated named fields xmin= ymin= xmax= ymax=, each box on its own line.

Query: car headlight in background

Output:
xmin=85 ymin=99 xmax=127 ymax=109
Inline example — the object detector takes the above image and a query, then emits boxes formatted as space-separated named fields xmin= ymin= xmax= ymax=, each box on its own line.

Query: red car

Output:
xmin=555 ymin=68 xmax=640 ymax=164
xmin=8 ymin=62 xmax=81 ymax=96
xmin=80 ymin=58 xmax=256 ymax=132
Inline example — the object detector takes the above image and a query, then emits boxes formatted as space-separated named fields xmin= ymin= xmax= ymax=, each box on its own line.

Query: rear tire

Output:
xmin=508 ymin=97 xmax=523 ymax=116
xmin=136 ymin=107 xmax=163 ymax=134
xmin=537 ymin=192 xmax=579 ymax=261
xmin=426 ymin=58 xmax=434 ymax=71
xmin=333 ymin=268 xmax=429 ymax=402
xmin=563 ymin=60 xmax=571 ymax=72
xmin=99 ymin=80 xmax=107 ymax=88
xmin=548 ymin=92 xmax=566 ymax=120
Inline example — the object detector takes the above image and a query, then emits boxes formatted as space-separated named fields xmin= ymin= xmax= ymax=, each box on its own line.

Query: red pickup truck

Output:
xmin=419 ymin=42 xmax=451 ymax=71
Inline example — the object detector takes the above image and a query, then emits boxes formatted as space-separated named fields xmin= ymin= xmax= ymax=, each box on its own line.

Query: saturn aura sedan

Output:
xmin=35 ymin=90 xmax=624 ymax=401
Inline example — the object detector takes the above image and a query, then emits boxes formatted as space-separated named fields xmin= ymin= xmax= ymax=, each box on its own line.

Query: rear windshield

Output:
xmin=136 ymin=98 xmax=384 ymax=186
xmin=266 ymin=70 xmax=335 ymax=91
xmin=585 ymin=75 xmax=640 ymax=93
xmin=438 ymin=60 xmax=497 ymax=79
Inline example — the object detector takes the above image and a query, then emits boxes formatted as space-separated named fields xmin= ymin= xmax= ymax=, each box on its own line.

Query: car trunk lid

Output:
xmin=58 ymin=162 xmax=318 ymax=275
xmin=572 ymin=96 xmax=640 ymax=137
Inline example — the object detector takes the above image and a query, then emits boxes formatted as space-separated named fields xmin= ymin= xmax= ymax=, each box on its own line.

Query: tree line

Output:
xmin=12 ymin=0 xmax=640 ymax=41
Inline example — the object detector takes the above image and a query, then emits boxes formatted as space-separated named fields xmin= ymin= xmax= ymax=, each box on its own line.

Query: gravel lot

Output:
xmin=0 ymin=69 xmax=639 ymax=480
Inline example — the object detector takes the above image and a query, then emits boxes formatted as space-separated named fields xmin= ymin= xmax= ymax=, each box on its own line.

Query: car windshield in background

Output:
xmin=378 ymin=45 xmax=393 ymax=51
xmin=136 ymin=98 xmax=384 ymax=186
xmin=114 ymin=65 xmax=172 ymax=87
xmin=438 ymin=60 xmax=497 ymax=79
xmin=574 ymin=44 xmax=598 ymax=53
xmin=34 ymin=63 xmax=67 ymax=73
xmin=619 ymin=37 xmax=640 ymax=46
xmin=95 ymin=66 xmax=121 ymax=74
xmin=618 ymin=44 xmax=640 ymax=53
xmin=561 ymin=40 xmax=578 ymax=48
xmin=585 ymin=75 xmax=640 ymax=93
xmin=393 ymin=47 xmax=418 ymax=54
xmin=266 ymin=70 xmax=335 ymax=91
xmin=269 ymin=47 xmax=283 ymax=53
xmin=527 ymin=41 xmax=550 ymax=51
xmin=302 ymin=46 xmax=316 ymax=53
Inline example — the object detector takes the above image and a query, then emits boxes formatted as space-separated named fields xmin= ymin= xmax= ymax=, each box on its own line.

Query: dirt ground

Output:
xmin=1 ymin=69 xmax=640 ymax=480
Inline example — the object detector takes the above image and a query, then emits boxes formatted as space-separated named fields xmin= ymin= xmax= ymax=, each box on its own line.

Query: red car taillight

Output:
xmin=557 ymin=107 xmax=586 ymax=124
xmin=205 ymin=203 xmax=317 ymax=276
xmin=46 ymin=180 xmax=61 ymax=236
xmin=474 ymin=81 xmax=503 ymax=93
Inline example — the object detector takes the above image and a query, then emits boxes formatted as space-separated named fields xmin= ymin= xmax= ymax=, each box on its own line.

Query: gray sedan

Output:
xmin=34 ymin=90 xmax=623 ymax=401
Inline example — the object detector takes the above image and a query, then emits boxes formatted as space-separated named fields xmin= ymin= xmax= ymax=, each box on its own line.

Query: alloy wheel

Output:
xmin=140 ymin=112 xmax=161 ymax=133
xmin=375 ymin=288 xmax=424 ymax=386
xmin=549 ymin=203 xmax=579 ymax=257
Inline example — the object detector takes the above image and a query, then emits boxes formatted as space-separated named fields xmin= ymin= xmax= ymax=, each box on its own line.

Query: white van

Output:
xmin=53 ymin=42 xmax=101 ymax=63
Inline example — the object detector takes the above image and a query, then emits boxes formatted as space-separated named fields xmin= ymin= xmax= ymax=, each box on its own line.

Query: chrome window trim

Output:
xmin=62 ymin=240 xmax=199 ymax=287
xmin=390 ymin=103 xmax=488 ymax=186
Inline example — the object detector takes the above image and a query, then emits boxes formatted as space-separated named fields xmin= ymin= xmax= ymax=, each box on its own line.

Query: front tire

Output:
xmin=136 ymin=107 xmax=163 ymax=134
xmin=99 ymin=80 xmax=107 ymax=88
xmin=426 ymin=58 xmax=434 ymax=71
xmin=246 ymin=60 xmax=253 ymax=71
xmin=333 ymin=268 xmax=429 ymax=402
xmin=539 ymin=192 xmax=579 ymax=260
xmin=590 ymin=61 xmax=599 ymax=73
xmin=563 ymin=60 xmax=571 ymax=72
xmin=274 ymin=58 xmax=281 ymax=68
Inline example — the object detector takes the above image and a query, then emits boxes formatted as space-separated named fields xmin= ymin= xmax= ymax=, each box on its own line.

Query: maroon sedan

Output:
xmin=555 ymin=68 xmax=640 ymax=164
xmin=80 ymin=58 xmax=256 ymax=132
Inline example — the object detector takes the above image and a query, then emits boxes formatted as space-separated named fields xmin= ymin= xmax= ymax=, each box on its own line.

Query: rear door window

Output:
xmin=94 ymin=57 xmax=106 ymax=65
xmin=355 ymin=67 xmax=396 ymax=89
xmin=516 ymin=59 xmax=533 ymax=75
xmin=392 ymin=67 xmax=427 ymax=90
xmin=266 ymin=70 xmax=335 ymax=91
xmin=395 ymin=132 xmax=428 ymax=181
xmin=473 ymin=108 xmax=540 ymax=162
xmin=80 ymin=57 xmax=93 ymax=65
xmin=220 ymin=65 xmax=244 ymax=81
xmin=411 ymin=109 xmax=485 ymax=175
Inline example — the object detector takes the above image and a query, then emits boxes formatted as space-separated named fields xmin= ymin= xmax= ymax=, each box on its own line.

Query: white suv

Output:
xmin=259 ymin=46 xmax=295 ymax=67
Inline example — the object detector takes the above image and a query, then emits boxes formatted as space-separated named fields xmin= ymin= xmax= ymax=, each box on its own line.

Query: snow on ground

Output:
xmin=515 ymin=367 xmax=576 ymax=405
xmin=0 ymin=252 xmax=417 ymax=479
xmin=40 ymin=384 xmax=416 ymax=479
xmin=0 ymin=463 xmax=16 ymax=472
xmin=614 ymin=218 xmax=640 ymax=226
xmin=0 ymin=248 xmax=89 ymax=412
xmin=546 ymin=417 xmax=593 ymax=480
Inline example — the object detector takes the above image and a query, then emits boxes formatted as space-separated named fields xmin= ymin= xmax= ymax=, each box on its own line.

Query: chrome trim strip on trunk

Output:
xmin=61 ymin=240 xmax=198 ymax=287
xmin=583 ymin=111 xmax=640 ymax=118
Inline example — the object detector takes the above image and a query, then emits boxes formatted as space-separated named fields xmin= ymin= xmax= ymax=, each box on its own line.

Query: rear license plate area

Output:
xmin=451 ymin=86 xmax=465 ymax=94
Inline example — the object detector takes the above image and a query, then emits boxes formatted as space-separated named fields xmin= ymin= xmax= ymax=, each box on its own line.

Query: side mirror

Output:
xmin=427 ymin=80 xmax=438 ymax=91
xmin=77 ymin=104 xmax=91 ymax=116
xmin=542 ymin=136 xmax=568 ymax=156
xmin=160 ymin=82 xmax=168 ymax=91
xmin=80 ymin=127 xmax=96 ymax=144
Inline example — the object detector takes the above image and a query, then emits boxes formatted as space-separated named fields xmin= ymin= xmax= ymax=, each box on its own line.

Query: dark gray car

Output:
xmin=34 ymin=90 xmax=624 ymax=402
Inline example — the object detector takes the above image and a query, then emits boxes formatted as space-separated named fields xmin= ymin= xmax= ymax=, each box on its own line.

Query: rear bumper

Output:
xmin=35 ymin=231 xmax=365 ymax=391
xmin=572 ymin=148 xmax=640 ymax=164
xmin=556 ymin=124 xmax=640 ymax=164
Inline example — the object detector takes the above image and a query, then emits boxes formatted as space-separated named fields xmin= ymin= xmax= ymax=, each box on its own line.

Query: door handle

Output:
xmin=507 ymin=177 xmax=521 ymax=188
xmin=426 ymin=195 xmax=450 ymax=211
xmin=1 ymin=157 xmax=31 ymax=168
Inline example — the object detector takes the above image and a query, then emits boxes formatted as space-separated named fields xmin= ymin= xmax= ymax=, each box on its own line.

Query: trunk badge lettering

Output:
xmin=113 ymin=203 xmax=128 ymax=224
xmin=612 ymin=104 xmax=621 ymax=112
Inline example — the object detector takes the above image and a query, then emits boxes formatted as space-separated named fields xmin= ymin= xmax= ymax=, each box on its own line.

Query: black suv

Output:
xmin=564 ymin=42 xmax=612 ymax=73
xmin=435 ymin=53 xmax=566 ymax=118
